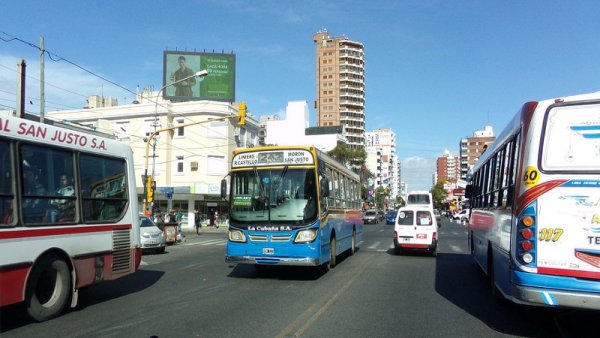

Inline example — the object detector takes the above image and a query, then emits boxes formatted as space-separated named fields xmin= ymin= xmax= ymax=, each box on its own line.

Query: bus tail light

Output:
xmin=521 ymin=240 xmax=533 ymax=251
xmin=517 ymin=204 xmax=537 ymax=267
xmin=521 ymin=216 xmax=534 ymax=227
xmin=521 ymin=228 xmax=533 ymax=239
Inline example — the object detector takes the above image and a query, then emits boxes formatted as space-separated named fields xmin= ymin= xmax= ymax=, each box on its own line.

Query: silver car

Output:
xmin=139 ymin=216 xmax=166 ymax=254
xmin=363 ymin=209 xmax=378 ymax=224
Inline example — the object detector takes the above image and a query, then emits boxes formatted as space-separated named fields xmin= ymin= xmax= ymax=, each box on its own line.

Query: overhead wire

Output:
xmin=2 ymin=31 xmax=244 ymax=165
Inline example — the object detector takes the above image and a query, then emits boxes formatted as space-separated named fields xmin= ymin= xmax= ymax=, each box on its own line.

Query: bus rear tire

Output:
xmin=488 ymin=248 xmax=503 ymax=301
xmin=25 ymin=254 xmax=72 ymax=322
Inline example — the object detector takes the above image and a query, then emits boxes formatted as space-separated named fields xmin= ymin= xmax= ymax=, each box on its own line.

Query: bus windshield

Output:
xmin=230 ymin=168 xmax=318 ymax=227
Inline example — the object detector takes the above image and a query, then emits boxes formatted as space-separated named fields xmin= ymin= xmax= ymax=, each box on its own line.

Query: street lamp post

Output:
xmin=144 ymin=70 xmax=208 ymax=212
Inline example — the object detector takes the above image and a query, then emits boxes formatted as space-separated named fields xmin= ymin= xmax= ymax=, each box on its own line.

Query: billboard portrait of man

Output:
xmin=164 ymin=52 xmax=202 ymax=99
xmin=163 ymin=51 xmax=235 ymax=102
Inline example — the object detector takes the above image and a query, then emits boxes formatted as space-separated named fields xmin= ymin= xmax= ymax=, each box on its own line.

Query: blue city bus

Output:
xmin=223 ymin=145 xmax=363 ymax=271
xmin=467 ymin=92 xmax=600 ymax=310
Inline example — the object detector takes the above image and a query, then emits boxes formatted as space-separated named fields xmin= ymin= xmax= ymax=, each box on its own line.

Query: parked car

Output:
xmin=453 ymin=209 xmax=471 ymax=224
xmin=363 ymin=209 xmax=378 ymax=224
xmin=393 ymin=206 xmax=438 ymax=256
xmin=139 ymin=216 xmax=166 ymax=254
xmin=386 ymin=210 xmax=398 ymax=225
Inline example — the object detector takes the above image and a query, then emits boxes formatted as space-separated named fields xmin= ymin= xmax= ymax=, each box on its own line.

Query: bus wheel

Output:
xmin=349 ymin=229 xmax=356 ymax=256
xmin=328 ymin=236 xmax=337 ymax=269
xmin=488 ymin=249 xmax=503 ymax=301
xmin=25 ymin=254 xmax=71 ymax=322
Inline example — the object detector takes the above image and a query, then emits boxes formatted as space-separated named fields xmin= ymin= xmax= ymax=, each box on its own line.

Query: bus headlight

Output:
xmin=228 ymin=229 xmax=246 ymax=242
xmin=294 ymin=229 xmax=318 ymax=243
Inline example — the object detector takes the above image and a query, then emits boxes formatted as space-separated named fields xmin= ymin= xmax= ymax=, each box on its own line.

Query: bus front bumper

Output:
xmin=225 ymin=255 xmax=320 ymax=266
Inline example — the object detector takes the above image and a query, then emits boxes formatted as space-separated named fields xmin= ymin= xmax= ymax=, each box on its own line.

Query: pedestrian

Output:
xmin=175 ymin=209 xmax=183 ymax=234
xmin=214 ymin=210 xmax=219 ymax=229
xmin=194 ymin=208 xmax=200 ymax=235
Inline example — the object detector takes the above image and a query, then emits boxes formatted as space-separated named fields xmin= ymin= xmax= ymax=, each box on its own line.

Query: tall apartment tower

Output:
xmin=459 ymin=125 xmax=496 ymax=179
xmin=436 ymin=150 xmax=460 ymax=183
xmin=313 ymin=30 xmax=365 ymax=149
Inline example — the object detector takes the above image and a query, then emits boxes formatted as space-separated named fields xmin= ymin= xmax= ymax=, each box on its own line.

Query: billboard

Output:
xmin=162 ymin=51 xmax=235 ymax=102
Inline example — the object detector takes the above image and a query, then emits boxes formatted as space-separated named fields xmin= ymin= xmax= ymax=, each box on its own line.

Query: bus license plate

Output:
xmin=263 ymin=248 xmax=275 ymax=255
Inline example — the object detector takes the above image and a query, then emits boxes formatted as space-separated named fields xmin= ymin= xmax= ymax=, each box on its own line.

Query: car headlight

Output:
xmin=228 ymin=229 xmax=246 ymax=242
xmin=141 ymin=233 xmax=150 ymax=239
xmin=294 ymin=229 xmax=318 ymax=243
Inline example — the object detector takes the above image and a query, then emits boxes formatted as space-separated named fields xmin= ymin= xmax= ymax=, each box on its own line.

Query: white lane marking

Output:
xmin=450 ymin=244 xmax=462 ymax=253
xmin=368 ymin=241 xmax=381 ymax=249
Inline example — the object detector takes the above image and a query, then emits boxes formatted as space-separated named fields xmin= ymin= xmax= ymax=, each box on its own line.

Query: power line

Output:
xmin=0 ymin=31 xmax=136 ymax=97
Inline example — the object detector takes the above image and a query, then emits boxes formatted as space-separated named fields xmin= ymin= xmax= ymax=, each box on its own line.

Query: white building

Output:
xmin=48 ymin=92 xmax=259 ymax=230
xmin=365 ymin=128 xmax=399 ymax=201
xmin=262 ymin=100 xmax=346 ymax=152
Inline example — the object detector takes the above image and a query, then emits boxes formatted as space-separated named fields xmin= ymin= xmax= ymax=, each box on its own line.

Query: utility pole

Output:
xmin=16 ymin=60 xmax=26 ymax=118
xmin=40 ymin=36 xmax=45 ymax=122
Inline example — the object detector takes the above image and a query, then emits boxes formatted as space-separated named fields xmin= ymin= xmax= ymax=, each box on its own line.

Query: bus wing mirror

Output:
xmin=220 ymin=179 xmax=227 ymax=198
xmin=321 ymin=177 xmax=330 ymax=197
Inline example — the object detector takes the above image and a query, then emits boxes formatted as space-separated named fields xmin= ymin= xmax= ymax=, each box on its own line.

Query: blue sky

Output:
xmin=2 ymin=0 xmax=600 ymax=191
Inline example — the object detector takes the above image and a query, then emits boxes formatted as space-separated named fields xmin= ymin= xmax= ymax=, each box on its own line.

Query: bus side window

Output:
xmin=0 ymin=141 xmax=14 ymax=225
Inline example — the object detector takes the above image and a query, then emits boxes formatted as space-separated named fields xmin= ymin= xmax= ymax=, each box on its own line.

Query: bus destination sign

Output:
xmin=232 ymin=150 xmax=314 ymax=168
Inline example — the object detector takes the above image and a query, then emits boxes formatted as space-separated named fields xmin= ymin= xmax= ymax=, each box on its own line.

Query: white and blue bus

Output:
xmin=467 ymin=91 xmax=600 ymax=310
xmin=223 ymin=145 xmax=363 ymax=271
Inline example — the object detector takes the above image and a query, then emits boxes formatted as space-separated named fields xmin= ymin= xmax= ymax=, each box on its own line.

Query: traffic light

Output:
xmin=238 ymin=102 xmax=246 ymax=126
xmin=146 ymin=177 xmax=155 ymax=203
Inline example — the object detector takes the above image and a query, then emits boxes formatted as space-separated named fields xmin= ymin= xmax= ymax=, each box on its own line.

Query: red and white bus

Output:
xmin=0 ymin=114 xmax=141 ymax=321
xmin=467 ymin=91 xmax=600 ymax=310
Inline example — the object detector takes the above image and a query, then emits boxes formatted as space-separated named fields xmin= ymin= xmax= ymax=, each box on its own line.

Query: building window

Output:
xmin=113 ymin=121 xmax=131 ymax=140
xmin=176 ymin=119 xmax=184 ymax=137
xmin=175 ymin=155 xmax=184 ymax=175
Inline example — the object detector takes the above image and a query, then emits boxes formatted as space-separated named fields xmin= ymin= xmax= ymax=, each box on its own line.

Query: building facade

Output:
xmin=459 ymin=125 xmax=495 ymax=179
xmin=365 ymin=129 xmax=399 ymax=204
xmin=436 ymin=150 xmax=460 ymax=183
xmin=261 ymin=100 xmax=345 ymax=151
xmin=48 ymin=92 xmax=259 ymax=230
xmin=313 ymin=30 xmax=365 ymax=149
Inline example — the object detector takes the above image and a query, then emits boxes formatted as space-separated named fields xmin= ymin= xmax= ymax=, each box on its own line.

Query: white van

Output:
xmin=393 ymin=206 xmax=438 ymax=256
xmin=406 ymin=191 xmax=433 ymax=209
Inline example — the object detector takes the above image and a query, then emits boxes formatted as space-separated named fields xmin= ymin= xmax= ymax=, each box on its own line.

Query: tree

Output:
xmin=328 ymin=145 xmax=366 ymax=170
xmin=329 ymin=144 xmax=369 ymax=203
xmin=375 ymin=186 xmax=387 ymax=210
xmin=430 ymin=181 xmax=447 ymax=209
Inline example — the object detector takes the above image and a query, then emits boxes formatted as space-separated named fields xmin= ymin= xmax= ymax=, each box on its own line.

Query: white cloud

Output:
xmin=401 ymin=156 xmax=435 ymax=192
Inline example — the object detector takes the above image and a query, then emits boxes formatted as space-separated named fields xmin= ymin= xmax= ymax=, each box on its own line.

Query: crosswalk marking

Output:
xmin=184 ymin=239 xmax=227 ymax=246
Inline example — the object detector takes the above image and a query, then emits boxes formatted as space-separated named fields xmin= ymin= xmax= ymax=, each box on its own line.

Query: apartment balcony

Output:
xmin=340 ymin=70 xmax=364 ymax=78
xmin=339 ymin=74 xmax=364 ymax=83
xmin=340 ymin=92 xmax=364 ymax=101
xmin=340 ymin=112 xmax=365 ymax=121
xmin=340 ymin=100 xmax=364 ymax=108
